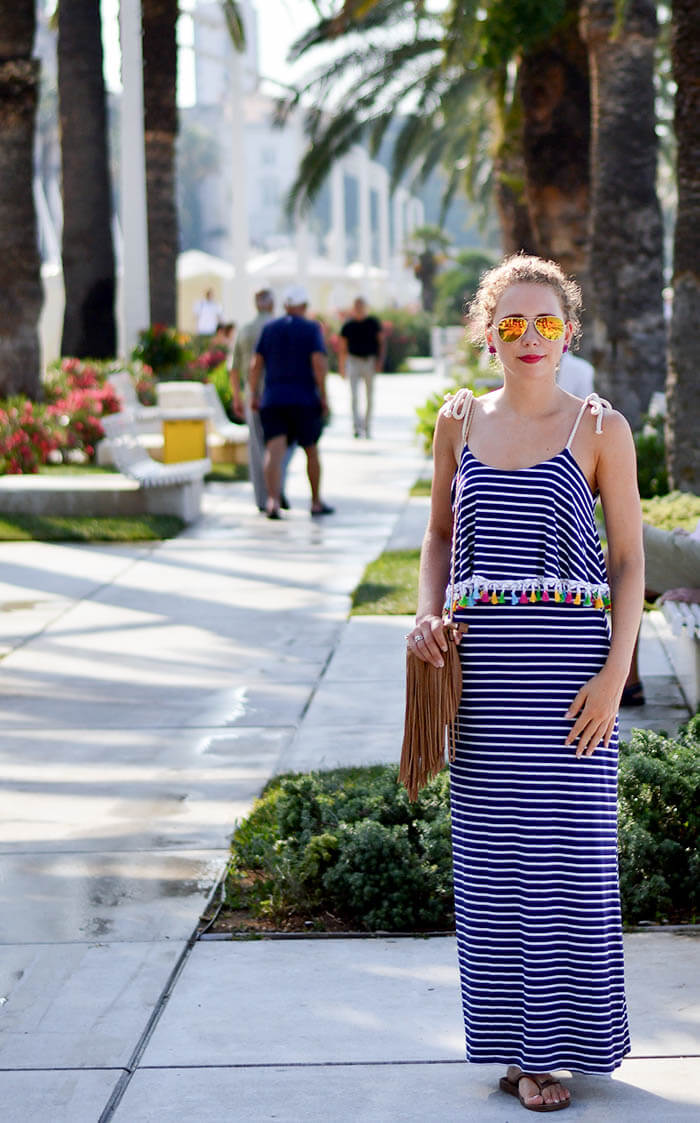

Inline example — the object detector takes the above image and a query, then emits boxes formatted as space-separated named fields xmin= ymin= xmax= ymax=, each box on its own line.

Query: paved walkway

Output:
xmin=0 ymin=373 xmax=697 ymax=1121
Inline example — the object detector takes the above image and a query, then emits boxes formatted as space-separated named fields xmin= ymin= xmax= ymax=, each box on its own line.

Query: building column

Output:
xmin=230 ymin=50 xmax=250 ymax=324
xmin=330 ymin=162 xmax=346 ymax=268
xmin=375 ymin=165 xmax=390 ymax=273
xmin=357 ymin=146 xmax=372 ymax=274
xmin=119 ymin=0 xmax=150 ymax=352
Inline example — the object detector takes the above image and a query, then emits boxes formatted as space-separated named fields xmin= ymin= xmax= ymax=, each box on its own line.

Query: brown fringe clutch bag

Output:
xmin=398 ymin=387 xmax=475 ymax=801
xmin=399 ymin=620 xmax=468 ymax=801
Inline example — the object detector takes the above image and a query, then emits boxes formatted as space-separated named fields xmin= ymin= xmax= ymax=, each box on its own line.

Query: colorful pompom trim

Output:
xmin=449 ymin=575 xmax=611 ymax=614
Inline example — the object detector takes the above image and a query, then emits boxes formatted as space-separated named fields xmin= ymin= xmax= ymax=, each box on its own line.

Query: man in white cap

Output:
xmin=231 ymin=288 xmax=293 ymax=512
xmin=249 ymin=284 xmax=334 ymax=519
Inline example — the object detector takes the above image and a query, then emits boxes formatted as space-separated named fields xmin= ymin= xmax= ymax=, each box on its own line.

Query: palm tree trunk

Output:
xmin=58 ymin=0 xmax=116 ymax=358
xmin=0 ymin=1 xmax=42 ymax=399
xmin=142 ymin=0 xmax=178 ymax=327
xmin=580 ymin=0 xmax=665 ymax=430
xmin=517 ymin=13 xmax=590 ymax=285
xmin=493 ymin=96 xmax=538 ymax=256
xmin=666 ymin=0 xmax=700 ymax=492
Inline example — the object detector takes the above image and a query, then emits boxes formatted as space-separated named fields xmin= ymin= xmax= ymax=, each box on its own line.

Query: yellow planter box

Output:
xmin=162 ymin=418 xmax=208 ymax=463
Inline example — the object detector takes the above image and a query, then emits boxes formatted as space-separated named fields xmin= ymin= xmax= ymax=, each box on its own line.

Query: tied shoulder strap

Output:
xmin=565 ymin=392 xmax=612 ymax=449
xmin=441 ymin=387 xmax=476 ymax=449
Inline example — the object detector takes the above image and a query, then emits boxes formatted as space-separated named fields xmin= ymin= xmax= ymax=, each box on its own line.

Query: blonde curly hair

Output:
xmin=466 ymin=253 xmax=582 ymax=347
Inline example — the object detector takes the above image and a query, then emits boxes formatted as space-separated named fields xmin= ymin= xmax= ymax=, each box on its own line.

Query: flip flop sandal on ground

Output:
xmin=499 ymin=1072 xmax=571 ymax=1112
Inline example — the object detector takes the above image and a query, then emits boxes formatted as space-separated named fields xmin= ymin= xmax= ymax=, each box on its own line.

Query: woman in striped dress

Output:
xmin=407 ymin=255 xmax=644 ymax=1113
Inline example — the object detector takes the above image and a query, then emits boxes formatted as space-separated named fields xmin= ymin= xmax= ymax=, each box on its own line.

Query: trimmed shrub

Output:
xmin=227 ymin=765 xmax=454 ymax=931
xmin=641 ymin=491 xmax=700 ymax=533
xmin=226 ymin=717 xmax=699 ymax=932
xmin=618 ymin=715 xmax=700 ymax=924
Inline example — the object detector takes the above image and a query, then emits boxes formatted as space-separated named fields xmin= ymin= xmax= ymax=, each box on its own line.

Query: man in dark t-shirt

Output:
xmin=338 ymin=297 xmax=385 ymax=438
xmin=249 ymin=284 xmax=334 ymax=519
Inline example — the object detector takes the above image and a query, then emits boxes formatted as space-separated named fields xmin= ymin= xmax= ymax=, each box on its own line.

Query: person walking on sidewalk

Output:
xmin=407 ymin=254 xmax=643 ymax=1112
xmin=338 ymin=297 xmax=385 ymax=438
xmin=193 ymin=288 xmax=223 ymax=336
xmin=249 ymin=284 xmax=334 ymax=520
xmin=232 ymin=289 xmax=294 ymax=512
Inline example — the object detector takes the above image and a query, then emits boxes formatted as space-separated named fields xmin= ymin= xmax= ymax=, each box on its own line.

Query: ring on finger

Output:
xmin=415 ymin=634 xmax=425 ymax=643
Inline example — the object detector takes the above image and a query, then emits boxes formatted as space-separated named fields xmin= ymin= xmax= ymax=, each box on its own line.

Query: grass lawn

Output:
xmin=0 ymin=514 xmax=184 ymax=542
xmin=410 ymin=478 xmax=432 ymax=497
xmin=204 ymin=462 xmax=249 ymax=483
xmin=351 ymin=548 xmax=419 ymax=615
xmin=38 ymin=463 xmax=116 ymax=475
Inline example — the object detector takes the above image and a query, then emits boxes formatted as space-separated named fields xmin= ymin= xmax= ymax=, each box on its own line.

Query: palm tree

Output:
xmin=0 ymin=0 xmax=43 ymax=398
xmin=579 ymin=0 xmax=666 ymax=429
xmin=404 ymin=224 xmax=451 ymax=312
xmin=282 ymin=2 xmax=590 ymax=281
xmin=142 ymin=0 xmax=179 ymax=327
xmin=141 ymin=0 xmax=245 ymax=326
xmin=665 ymin=0 xmax=699 ymax=491
xmin=57 ymin=0 xmax=116 ymax=358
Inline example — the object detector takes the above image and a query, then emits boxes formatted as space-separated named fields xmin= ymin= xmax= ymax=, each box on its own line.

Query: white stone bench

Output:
xmin=0 ymin=412 xmax=210 ymax=526
xmin=156 ymin=381 xmax=248 ymax=465
xmin=107 ymin=371 xmax=163 ymax=432
xmin=660 ymin=599 xmax=700 ymax=712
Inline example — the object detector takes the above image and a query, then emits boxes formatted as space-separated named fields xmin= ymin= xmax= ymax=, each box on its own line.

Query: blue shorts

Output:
xmin=259 ymin=404 xmax=323 ymax=448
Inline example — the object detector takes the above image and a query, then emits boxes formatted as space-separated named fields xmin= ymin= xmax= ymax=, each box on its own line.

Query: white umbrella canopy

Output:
xmin=177 ymin=250 xmax=237 ymax=332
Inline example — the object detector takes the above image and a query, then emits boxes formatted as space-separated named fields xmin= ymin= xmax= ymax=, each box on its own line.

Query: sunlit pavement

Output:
xmin=0 ymin=371 xmax=697 ymax=1122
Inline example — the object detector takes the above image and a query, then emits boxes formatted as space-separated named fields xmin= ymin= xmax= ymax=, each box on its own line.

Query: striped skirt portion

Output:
xmin=450 ymin=604 xmax=630 ymax=1074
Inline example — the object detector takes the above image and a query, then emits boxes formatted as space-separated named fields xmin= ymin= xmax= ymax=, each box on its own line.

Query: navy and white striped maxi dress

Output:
xmin=447 ymin=394 xmax=630 ymax=1074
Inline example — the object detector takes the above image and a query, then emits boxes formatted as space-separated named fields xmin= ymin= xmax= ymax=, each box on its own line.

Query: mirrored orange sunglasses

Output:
xmin=496 ymin=315 xmax=565 ymax=343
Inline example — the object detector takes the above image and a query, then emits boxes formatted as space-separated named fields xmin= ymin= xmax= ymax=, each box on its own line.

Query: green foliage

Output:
xmin=226 ymin=716 xmax=699 ymax=932
xmin=226 ymin=765 xmax=455 ymax=931
xmin=480 ymin=0 xmax=569 ymax=69
xmin=351 ymin=548 xmax=420 ymax=615
xmin=618 ymin=716 xmax=700 ymax=924
xmin=131 ymin=325 xmax=195 ymax=378
xmin=641 ymin=491 xmax=700 ymax=533
xmin=207 ymin=360 xmax=236 ymax=419
xmin=634 ymin=415 xmax=669 ymax=498
xmin=434 ymin=249 xmax=496 ymax=325
xmin=414 ymin=360 xmax=487 ymax=455
xmin=380 ymin=307 xmax=433 ymax=372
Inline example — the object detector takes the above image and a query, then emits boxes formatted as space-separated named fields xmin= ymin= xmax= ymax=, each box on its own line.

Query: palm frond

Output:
xmin=220 ymin=0 xmax=246 ymax=50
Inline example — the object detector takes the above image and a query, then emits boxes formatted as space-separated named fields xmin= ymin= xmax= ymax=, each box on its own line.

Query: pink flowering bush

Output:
xmin=47 ymin=384 xmax=121 ymax=461
xmin=0 ymin=358 xmax=124 ymax=474
xmin=0 ymin=398 xmax=61 ymax=474
xmin=186 ymin=349 xmax=227 ymax=377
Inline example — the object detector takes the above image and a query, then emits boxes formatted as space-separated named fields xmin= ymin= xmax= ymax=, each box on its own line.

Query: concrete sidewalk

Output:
xmin=0 ymin=371 xmax=698 ymax=1122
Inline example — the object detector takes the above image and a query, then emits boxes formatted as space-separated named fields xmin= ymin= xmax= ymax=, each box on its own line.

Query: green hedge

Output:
xmin=226 ymin=716 xmax=699 ymax=931
xmin=641 ymin=491 xmax=700 ymax=533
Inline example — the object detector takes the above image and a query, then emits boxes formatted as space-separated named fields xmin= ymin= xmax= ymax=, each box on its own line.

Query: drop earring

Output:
xmin=488 ymin=346 xmax=496 ymax=355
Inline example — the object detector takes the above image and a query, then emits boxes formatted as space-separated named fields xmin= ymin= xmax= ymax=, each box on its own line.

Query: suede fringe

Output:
xmin=399 ymin=624 xmax=466 ymax=801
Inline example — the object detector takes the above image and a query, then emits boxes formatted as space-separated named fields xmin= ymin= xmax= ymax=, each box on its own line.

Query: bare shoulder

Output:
xmin=598 ymin=406 xmax=634 ymax=450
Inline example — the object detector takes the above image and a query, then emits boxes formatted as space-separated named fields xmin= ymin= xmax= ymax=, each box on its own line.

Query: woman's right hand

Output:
xmin=406 ymin=614 xmax=455 ymax=667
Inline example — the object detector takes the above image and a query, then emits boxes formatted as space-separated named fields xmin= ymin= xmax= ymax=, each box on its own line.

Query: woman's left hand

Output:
xmin=564 ymin=669 xmax=624 ymax=757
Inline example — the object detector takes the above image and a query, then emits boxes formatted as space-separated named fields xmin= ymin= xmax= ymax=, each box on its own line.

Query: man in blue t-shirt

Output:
xmin=249 ymin=284 xmax=334 ymax=519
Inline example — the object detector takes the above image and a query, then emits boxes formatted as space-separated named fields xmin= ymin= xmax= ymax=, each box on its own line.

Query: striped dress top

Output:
xmin=445 ymin=392 xmax=630 ymax=1074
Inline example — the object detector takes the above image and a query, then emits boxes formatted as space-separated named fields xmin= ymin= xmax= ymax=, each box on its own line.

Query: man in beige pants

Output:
xmin=338 ymin=297 xmax=385 ymax=438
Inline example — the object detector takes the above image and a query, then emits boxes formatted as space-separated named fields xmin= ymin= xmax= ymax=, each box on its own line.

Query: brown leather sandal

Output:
xmin=499 ymin=1072 xmax=571 ymax=1112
